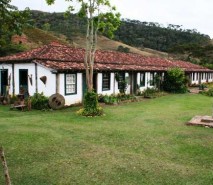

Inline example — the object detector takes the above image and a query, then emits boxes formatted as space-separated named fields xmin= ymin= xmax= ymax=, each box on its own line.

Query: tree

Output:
xmin=163 ymin=67 xmax=188 ymax=93
xmin=42 ymin=23 xmax=51 ymax=32
xmin=46 ymin=0 xmax=120 ymax=116
xmin=46 ymin=0 xmax=120 ymax=92
xmin=0 ymin=0 xmax=29 ymax=56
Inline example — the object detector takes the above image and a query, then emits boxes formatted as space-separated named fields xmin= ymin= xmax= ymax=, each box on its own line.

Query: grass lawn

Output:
xmin=0 ymin=94 xmax=213 ymax=185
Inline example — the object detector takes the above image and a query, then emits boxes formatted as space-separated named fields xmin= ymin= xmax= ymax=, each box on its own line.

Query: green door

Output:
xmin=0 ymin=69 xmax=8 ymax=96
xmin=19 ymin=69 xmax=28 ymax=97
xmin=130 ymin=72 xmax=137 ymax=95
xmin=82 ymin=73 xmax=87 ymax=98
xmin=133 ymin=73 xmax=138 ymax=94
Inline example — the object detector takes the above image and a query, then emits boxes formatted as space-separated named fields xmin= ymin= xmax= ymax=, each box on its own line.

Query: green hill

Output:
xmin=13 ymin=27 xmax=168 ymax=58
xmin=8 ymin=10 xmax=213 ymax=69
xmin=28 ymin=10 xmax=212 ymax=68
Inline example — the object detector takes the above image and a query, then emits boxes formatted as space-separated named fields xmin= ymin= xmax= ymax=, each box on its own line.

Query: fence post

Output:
xmin=0 ymin=147 xmax=11 ymax=185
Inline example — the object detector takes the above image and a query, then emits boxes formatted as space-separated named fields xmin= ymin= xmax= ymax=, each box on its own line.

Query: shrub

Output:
xmin=80 ymin=91 xmax=103 ymax=116
xmin=119 ymin=80 xmax=128 ymax=93
xmin=199 ymin=83 xmax=207 ymax=90
xmin=206 ymin=88 xmax=213 ymax=96
xmin=103 ymin=95 xmax=119 ymax=105
xmin=114 ymin=73 xmax=128 ymax=94
xmin=143 ymin=88 xmax=158 ymax=98
xmin=31 ymin=93 xmax=49 ymax=110
xmin=9 ymin=95 xmax=18 ymax=104
xmin=117 ymin=93 xmax=134 ymax=101
xmin=200 ymin=88 xmax=213 ymax=97
xmin=206 ymin=82 xmax=213 ymax=88
xmin=163 ymin=67 xmax=188 ymax=93
xmin=117 ymin=45 xmax=130 ymax=53
xmin=98 ymin=93 xmax=135 ymax=104
xmin=98 ymin=94 xmax=105 ymax=103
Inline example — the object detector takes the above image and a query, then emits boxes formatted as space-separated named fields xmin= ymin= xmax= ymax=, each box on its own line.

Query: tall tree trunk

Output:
xmin=84 ymin=0 xmax=97 ymax=93
xmin=0 ymin=147 xmax=11 ymax=185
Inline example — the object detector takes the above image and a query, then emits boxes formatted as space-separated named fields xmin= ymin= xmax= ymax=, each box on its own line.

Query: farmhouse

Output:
xmin=0 ymin=42 xmax=213 ymax=105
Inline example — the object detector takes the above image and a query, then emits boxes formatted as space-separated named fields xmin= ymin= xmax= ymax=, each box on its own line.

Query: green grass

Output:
xmin=0 ymin=94 xmax=213 ymax=185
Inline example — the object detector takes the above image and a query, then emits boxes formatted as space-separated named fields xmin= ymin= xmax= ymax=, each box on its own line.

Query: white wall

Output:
xmin=14 ymin=63 xmax=36 ymax=95
xmin=37 ymin=65 xmax=56 ymax=96
xmin=14 ymin=63 xmax=57 ymax=97
xmin=201 ymin=73 xmax=208 ymax=83
xmin=185 ymin=72 xmax=213 ymax=85
xmin=58 ymin=73 xmax=83 ymax=105
xmin=2 ymin=61 xmax=213 ymax=105
xmin=209 ymin=73 xmax=213 ymax=82
xmin=97 ymin=73 xmax=115 ymax=95
xmin=0 ymin=64 xmax=13 ymax=94
xmin=96 ymin=72 xmax=158 ymax=96
xmin=37 ymin=66 xmax=83 ymax=105
xmin=1 ymin=63 xmax=83 ymax=105
xmin=190 ymin=72 xmax=200 ymax=84
xmin=125 ymin=72 xmax=131 ymax=94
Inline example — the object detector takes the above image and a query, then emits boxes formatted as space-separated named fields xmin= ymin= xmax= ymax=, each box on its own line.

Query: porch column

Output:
xmin=12 ymin=64 xmax=15 ymax=96
xmin=35 ymin=63 xmax=38 ymax=93
xmin=56 ymin=73 xmax=60 ymax=94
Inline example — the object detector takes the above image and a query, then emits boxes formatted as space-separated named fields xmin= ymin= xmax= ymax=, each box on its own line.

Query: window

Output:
xmin=102 ymin=72 xmax=110 ymax=91
xmin=65 ymin=73 xmax=77 ymax=95
xmin=140 ymin=72 xmax=146 ymax=87
xmin=118 ymin=72 xmax=125 ymax=90
xmin=150 ymin=72 xmax=155 ymax=86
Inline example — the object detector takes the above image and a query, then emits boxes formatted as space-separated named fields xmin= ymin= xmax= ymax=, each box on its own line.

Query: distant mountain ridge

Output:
xmin=9 ymin=10 xmax=213 ymax=69
xmin=29 ymin=10 xmax=211 ymax=50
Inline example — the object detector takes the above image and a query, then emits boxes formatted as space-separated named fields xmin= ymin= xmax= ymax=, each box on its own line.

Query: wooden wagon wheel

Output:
xmin=49 ymin=93 xmax=65 ymax=110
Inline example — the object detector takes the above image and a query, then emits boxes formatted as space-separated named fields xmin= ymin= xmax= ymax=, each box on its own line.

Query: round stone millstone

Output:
xmin=49 ymin=93 xmax=65 ymax=110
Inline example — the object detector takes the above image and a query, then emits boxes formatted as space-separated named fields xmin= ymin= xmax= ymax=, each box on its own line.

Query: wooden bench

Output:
xmin=10 ymin=94 xmax=26 ymax=111
xmin=10 ymin=104 xmax=26 ymax=111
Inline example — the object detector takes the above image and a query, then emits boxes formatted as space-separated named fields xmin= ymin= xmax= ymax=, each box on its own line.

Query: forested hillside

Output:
xmin=30 ymin=11 xmax=211 ymax=51
xmin=115 ymin=19 xmax=211 ymax=51
xmin=114 ymin=19 xmax=213 ymax=69
xmin=29 ymin=10 xmax=213 ymax=68
xmin=30 ymin=11 xmax=87 ymax=42
xmin=3 ymin=10 xmax=212 ymax=68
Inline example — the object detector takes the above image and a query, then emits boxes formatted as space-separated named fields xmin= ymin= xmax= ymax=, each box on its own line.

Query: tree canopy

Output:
xmin=46 ymin=0 xmax=120 ymax=116
xmin=0 ymin=0 xmax=29 ymax=56
xmin=46 ymin=0 xmax=120 ymax=91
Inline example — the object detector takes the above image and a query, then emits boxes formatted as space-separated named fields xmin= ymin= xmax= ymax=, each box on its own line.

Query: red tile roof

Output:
xmin=0 ymin=42 xmax=212 ymax=72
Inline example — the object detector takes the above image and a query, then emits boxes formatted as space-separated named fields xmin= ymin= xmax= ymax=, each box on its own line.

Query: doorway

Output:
xmin=19 ymin=69 xmax=28 ymax=97
xmin=82 ymin=73 xmax=98 ymax=98
xmin=130 ymin=72 xmax=137 ymax=95
xmin=82 ymin=73 xmax=87 ymax=98
xmin=0 ymin=69 xmax=8 ymax=96
xmin=93 ymin=73 xmax=97 ymax=93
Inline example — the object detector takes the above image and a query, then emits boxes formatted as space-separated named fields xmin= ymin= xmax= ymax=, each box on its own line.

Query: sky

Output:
xmin=11 ymin=0 xmax=213 ymax=38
